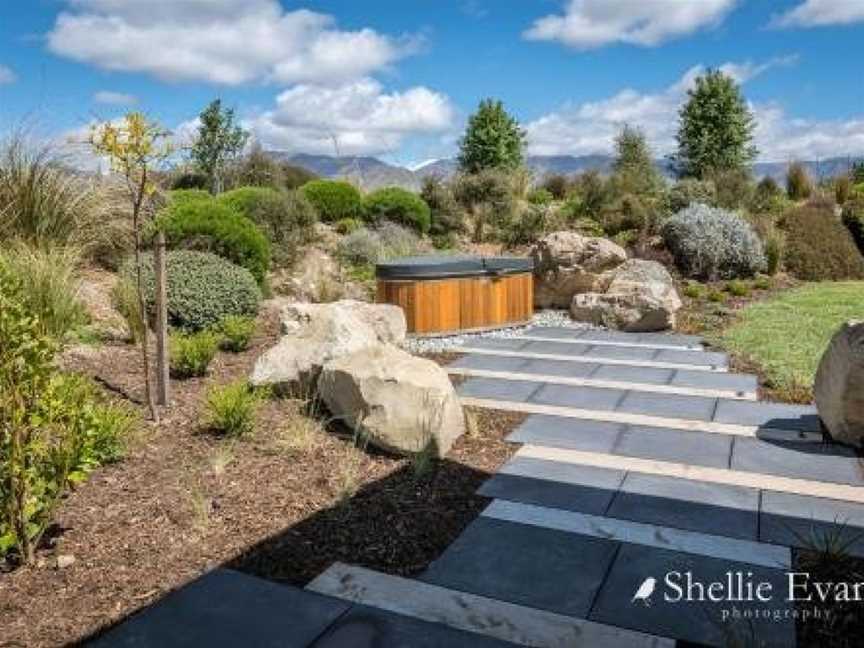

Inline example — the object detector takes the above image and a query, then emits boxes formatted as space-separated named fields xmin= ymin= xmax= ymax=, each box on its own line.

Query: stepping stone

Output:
xmin=589 ymin=544 xmax=795 ymax=648
xmin=616 ymin=391 xmax=718 ymax=422
xmin=508 ymin=415 xmax=624 ymax=454
xmin=463 ymin=337 xmax=531 ymax=351
xmin=530 ymin=383 xmax=626 ymax=410
xmin=521 ymin=340 xmax=597 ymax=356
xmin=527 ymin=327 xmax=703 ymax=349
xmin=448 ymin=354 xmax=530 ymax=372
xmin=579 ymin=345 xmax=662 ymax=362
xmin=420 ymin=517 xmax=619 ymax=618
xmin=457 ymin=377 xmax=542 ymax=402
xmin=519 ymin=357 xmax=602 ymax=378
xmin=731 ymin=437 xmax=864 ymax=485
xmin=608 ymin=473 xmax=760 ymax=540
xmin=714 ymin=400 xmax=820 ymax=432
xmin=589 ymin=364 xmax=675 ymax=386
xmin=669 ymin=368 xmax=758 ymax=396
xmin=760 ymin=491 xmax=864 ymax=557
xmin=613 ymin=425 xmax=733 ymax=469
xmin=653 ymin=349 xmax=728 ymax=368
xmin=483 ymin=500 xmax=791 ymax=569
xmin=309 ymin=563 xmax=673 ymax=648
xmin=90 ymin=569 xmax=350 ymax=648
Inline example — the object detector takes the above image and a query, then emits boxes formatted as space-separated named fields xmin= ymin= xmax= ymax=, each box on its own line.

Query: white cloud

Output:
xmin=771 ymin=0 xmax=864 ymax=28
xmin=525 ymin=56 xmax=862 ymax=162
xmin=48 ymin=0 xmax=419 ymax=85
xmin=248 ymin=78 xmax=455 ymax=156
xmin=0 ymin=65 xmax=16 ymax=84
xmin=524 ymin=0 xmax=737 ymax=49
xmin=93 ymin=90 xmax=138 ymax=105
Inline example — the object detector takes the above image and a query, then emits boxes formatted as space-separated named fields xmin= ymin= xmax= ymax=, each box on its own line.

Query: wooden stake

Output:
xmin=154 ymin=231 xmax=170 ymax=406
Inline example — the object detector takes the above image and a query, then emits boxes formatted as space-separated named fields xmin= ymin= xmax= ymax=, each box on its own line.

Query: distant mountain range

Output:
xmin=272 ymin=151 xmax=861 ymax=191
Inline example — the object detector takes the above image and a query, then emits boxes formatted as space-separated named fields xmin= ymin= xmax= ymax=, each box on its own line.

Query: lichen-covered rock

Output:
xmin=814 ymin=321 xmax=864 ymax=446
xmin=318 ymin=344 xmax=465 ymax=457
xmin=531 ymin=231 xmax=627 ymax=308
xmin=250 ymin=300 xmax=406 ymax=390
xmin=570 ymin=259 xmax=682 ymax=332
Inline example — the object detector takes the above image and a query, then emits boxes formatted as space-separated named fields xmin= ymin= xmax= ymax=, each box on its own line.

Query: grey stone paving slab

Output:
xmin=590 ymin=364 xmax=675 ymax=385
xmin=653 ymin=349 xmax=728 ymax=368
xmin=463 ymin=337 xmax=530 ymax=351
xmin=714 ymin=400 xmax=821 ymax=432
xmin=669 ymin=369 xmax=758 ymax=394
xmin=499 ymin=455 xmax=628 ymax=491
xmin=616 ymin=391 xmax=718 ymax=422
xmin=479 ymin=474 xmax=621 ymax=516
xmin=526 ymin=326 xmax=589 ymax=340
xmin=589 ymin=543 xmax=795 ymax=648
xmin=310 ymin=604 xmax=519 ymax=648
xmin=760 ymin=491 xmax=864 ymax=557
xmin=447 ymin=354 xmax=530 ymax=372
xmin=614 ymin=426 xmax=733 ymax=469
xmin=609 ymin=473 xmax=760 ymax=540
xmin=582 ymin=345 xmax=661 ymax=362
xmin=635 ymin=331 xmax=704 ymax=347
xmin=519 ymin=358 xmax=601 ymax=378
xmin=732 ymin=437 xmax=864 ymax=485
xmin=420 ymin=517 xmax=619 ymax=618
xmin=90 ymin=569 xmax=350 ymax=648
xmin=521 ymin=340 xmax=593 ymax=356
xmin=508 ymin=415 xmax=624 ymax=453
xmin=529 ymin=382 xmax=626 ymax=411
xmin=456 ymin=377 xmax=542 ymax=402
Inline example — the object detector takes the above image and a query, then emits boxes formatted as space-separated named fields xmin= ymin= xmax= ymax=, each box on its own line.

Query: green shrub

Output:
xmin=570 ymin=216 xmax=605 ymax=237
xmin=707 ymin=290 xmax=727 ymax=303
xmin=377 ymin=222 xmax=421 ymax=258
xmin=835 ymin=175 xmax=853 ymax=205
xmin=571 ymin=171 xmax=608 ymax=218
xmin=754 ymin=276 xmax=772 ymax=290
xmin=601 ymin=193 xmax=651 ymax=235
xmin=301 ymin=179 xmax=363 ymax=222
xmin=764 ymin=233 xmax=784 ymax=276
xmin=156 ymin=198 xmax=270 ymax=283
xmin=218 ymin=315 xmax=256 ymax=352
xmin=170 ymin=172 xmax=209 ymax=191
xmin=337 ymin=228 xmax=383 ymax=266
xmin=841 ymin=196 xmax=864 ymax=254
xmin=217 ymin=186 xmax=280 ymax=217
xmin=782 ymin=204 xmax=864 ymax=280
xmin=335 ymin=217 xmax=362 ymax=234
xmin=502 ymin=205 xmax=547 ymax=246
xmin=0 ymin=244 xmax=87 ymax=339
xmin=683 ymin=282 xmax=704 ymax=299
xmin=666 ymin=179 xmax=717 ymax=213
xmin=364 ymin=187 xmax=431 ymax=233
xmin=786 ymin=162 xmax=813 ymax=201
xmin=706 ymin=168 xmax=754 ymax=210
xmin=452 ymin=169 xmax=518 ymax=242
xmin=169 ymin=330 xmax=219 ymax=378
xmin=725 ymin=280 xmax=750 ymax=297
xmin=420 ymin=176 xmax=465 ymax=235
xmin=541 ymin=174 xmax=571 ymax=199
xmin=131 ymin=251 xmax=261 ymax=331
xmin=205 ymin=381 xmax=265 ymax=437
xmin=527 ymin=188 xmax=553 ymax=205
xmin=168 ymin=188 xmax=211 ymax=205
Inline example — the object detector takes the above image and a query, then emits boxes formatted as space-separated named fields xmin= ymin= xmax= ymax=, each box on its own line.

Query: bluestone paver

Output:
xmin=448 ymin=354 xmax=530 ymax=372
xmin=669 ymin=368 xmax=758 ymax=394
xmin=732 ymin=437 xmax=864 ymax=485
xmin=456 ymin=377 xmax=541 ymax=402
xmin=521 ymin=340 xmax=593 ymax=356
xmin=581 ymin=345 xmax=661 ymax=362
xmin=760 ymin=490 xmax=864 ymax=556
xmin=653 ymin=348 xmax=728 ymax=368
xmin=463 ymin=337 xmax=530 ymax=351
xmin=530 ymin=382 xmax=626 ymax=410
xmin=613 ymin=426 xmax=733 ymax=469
xmin=590 ymin=364 xmax=675 ymax=385
xmin=616 ymin=390 xmax=718 ymax=422
xmin=519 ymin=358 xmax=601 ymax=378
xmin=714 ymin=400 xmax=821 ymax=432
xmin=508 ymin=415 xmax=623 ymax=453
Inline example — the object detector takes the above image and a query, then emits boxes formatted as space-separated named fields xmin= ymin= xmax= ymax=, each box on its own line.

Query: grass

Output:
xmin=717 ymin=282 xmax=864 ymax=402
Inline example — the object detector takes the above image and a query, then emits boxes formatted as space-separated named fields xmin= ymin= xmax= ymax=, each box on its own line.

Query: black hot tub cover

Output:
xmin=376 ymin=255 xmax=533 ymax=280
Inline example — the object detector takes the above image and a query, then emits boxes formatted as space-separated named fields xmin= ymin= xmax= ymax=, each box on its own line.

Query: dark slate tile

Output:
xmin=582 ymin=345 xmax=660 ymax=362
xmin=589 ymin=364 xmax=675 ymax=386
xmin=760 ymin=491 xmax=864 ymax=557
xmin=527 ymin=326 xmax=588 ymax=340
xmin=713 ymin=400 xmax=821 ymax=432
xmin=529 ymin=383 xmax=626 ymax=411
xmin=614 ymin=426 xmax=733 ymax=469
xmin=456 ymin=377 xmax=541 ymax=402
xmin=608 ymin=473 xmax=759 ymax=540
xmin=498 ymin=456 xmax=627 ymax=491
xmin=463 ymin=337 xmax=530 ymax=351
xmin=590 ymin=543 xmax=795 ymax=648
xmin=634 ymin=332 xmax=704 ymax=347
xmin=478 ymin=474 xmax=620 ymax=516
xmin=447 ymin=354 xmax=530 ymax=372
xmin=311 ymin=604 xmax=519 ymax=648
xmin=519 ymin=358 xmax=601 ymax=378
xmin=508 ymin=415 xmax=624 ymax=453
xmin=732 ymin=437 xmax=864 ymax=485
xmin=521 ymin=340 xmax=593 ymax=356
xmin=420 ymin=517 xmax=619 ymax=617
xmin=90 ymin=569 xmax=350 ymax=648
xmin=653 ymin=349 xmax=728 ymax=368
xmin=669 ymin=369 xmax=758 ymax=395
xmin=616 ymin=391 xmax=718 ymax=422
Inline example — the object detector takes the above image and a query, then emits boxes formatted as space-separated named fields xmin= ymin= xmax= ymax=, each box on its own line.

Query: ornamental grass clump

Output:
xmin=205 ymin=381 xmax=265 ymax=438
xmin=662 ymin=203 xmax=766 ymax=280
xmin=169 ymin=330 xmax=219 ymax=379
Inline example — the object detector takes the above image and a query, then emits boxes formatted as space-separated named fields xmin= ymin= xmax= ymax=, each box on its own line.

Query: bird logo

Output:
xmin=632 ymin=577 xmax=657 ymax=606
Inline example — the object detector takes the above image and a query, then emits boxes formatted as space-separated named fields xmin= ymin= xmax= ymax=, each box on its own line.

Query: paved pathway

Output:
xmin=95 ymin=327 xmax=864 ymax=647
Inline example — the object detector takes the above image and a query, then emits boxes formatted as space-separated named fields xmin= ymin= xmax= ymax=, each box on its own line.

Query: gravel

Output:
xmin=401 ymin=310 xmax=597 ymax=355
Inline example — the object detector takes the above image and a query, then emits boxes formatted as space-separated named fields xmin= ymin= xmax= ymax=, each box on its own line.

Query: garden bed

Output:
xmin=0 ymin=308 xmax=524 ymax=647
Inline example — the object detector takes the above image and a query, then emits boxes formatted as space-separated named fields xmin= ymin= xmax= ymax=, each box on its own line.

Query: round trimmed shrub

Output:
xmin=363 ymin=187 xmax=431 ymax=233
xmin=301 ymin=179 xmax=363 ymax=222
xmin=662 ymin=203 xmax=766 ymax=280
xmin=156 ymin=199 xmax=270 ymax=283
xmin=784 ymin=203 xmax=864 ymax=280
xmin=217 ymin=186 xmax=281 ymax=217
xmin=130 ymin=251 xmax=261 ymax=331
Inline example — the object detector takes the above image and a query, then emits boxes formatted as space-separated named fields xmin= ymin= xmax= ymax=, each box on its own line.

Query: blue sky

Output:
xmin=1 ymin=1 xmax=862 ymax=166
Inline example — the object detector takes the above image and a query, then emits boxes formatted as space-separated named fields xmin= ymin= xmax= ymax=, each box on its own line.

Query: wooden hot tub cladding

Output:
xmin=375 ymin=256 xmax=534 ymax=335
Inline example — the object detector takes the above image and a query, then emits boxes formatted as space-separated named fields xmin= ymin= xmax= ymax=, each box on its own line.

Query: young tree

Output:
xmin=458 ymin=99 xmax=525 ymax=173
xmin=91 ymin=113 xmax=172 ymax=422
xmin=674 ymin=69 xmax=757 ymax=179
xmin=610 ymin=124 xmax=662 ymax=196
xmin=191 ymin=99 xmax=249 ymax=194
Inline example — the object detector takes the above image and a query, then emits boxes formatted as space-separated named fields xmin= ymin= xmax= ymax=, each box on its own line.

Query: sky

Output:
xmin=0 ymin=0 xmax=863 ymax=167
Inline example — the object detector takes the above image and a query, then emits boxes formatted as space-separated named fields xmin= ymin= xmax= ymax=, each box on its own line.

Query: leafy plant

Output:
xmin=609 ymin=125 xmax=663 ymax=198
xmin=527 ymin=188 xmax=553 ymax=205
xmin=335 ymin=217 xmax=362 ymax=234
xmin=205 ymin=381 xmax=265 ymax=437
xmin=364 ymin=187 xmax=431 ymax=233
xmin=452 ymin=168 xmax=518 ymax=242
xmin=190 ymin=99 xmax=249 ymax=194
xmin=301 ymin=179 xmax=363 ymax=222
xmin=218 ymin=315 xmax=256 ymax=352
xmin=783 ymin=203 xmax=864 ymax=280
xmin=683 ymin=282 xmax=704 ymax=299
xmin=725 ymin=280 xmax=750 ymax=297
xmin=421 ymin=176 xmax=465 ymax=235
xmin=786 ymin=161 xmax=813 ymax=200
xmin=666 ymin=178 xmax=717 ymax=213
xmin=169 ymin=330 xmax=219 ymax=379
xmin=458 ymin=99 xmax=525 ymax=173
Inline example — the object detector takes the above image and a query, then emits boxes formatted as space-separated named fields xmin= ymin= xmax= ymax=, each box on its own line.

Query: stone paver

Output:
xmin=590 ymin=364 xmax=675 ymax=385
xmin=732 ymin=437 xmax=864 ymax=485
xmin=508 ymin=415 xmax=623 ymax=453
xmin=760 ymin=490 xmax=864 ymax=556
xmin=519 ymin=357 xmax=601 ymax=377
xmin=456 ymin=377 xmax=542 ymax=402
xmin=714 ymin=400 xmax=820 ymax=432
xmin=448 ymin=354 xmax=530 ymax=372
xmin=530 ymin=382 xmax=626 ymax=411
xmin=613 ymin=425 xmax=732 ymax=469
xmin=616 ymin=391 xmax=718 ymax=422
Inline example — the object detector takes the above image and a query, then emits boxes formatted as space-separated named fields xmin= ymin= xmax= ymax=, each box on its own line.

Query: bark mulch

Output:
xmin=0 ymin=313 xmax=524 ymax=648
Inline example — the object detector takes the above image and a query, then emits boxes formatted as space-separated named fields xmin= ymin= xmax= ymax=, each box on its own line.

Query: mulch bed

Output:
xmin=0 ymin=311 xmax=523 ymax=647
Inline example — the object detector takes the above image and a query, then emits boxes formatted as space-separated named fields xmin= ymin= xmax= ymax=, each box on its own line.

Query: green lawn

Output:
xmin=717 ymin=282 xmax=864 ymax=401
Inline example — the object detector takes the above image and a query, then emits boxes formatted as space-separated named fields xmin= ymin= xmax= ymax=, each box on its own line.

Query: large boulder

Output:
xmin=250 ymin=300 xmax=406 ymax=390
xmin=531 ymin=231 xmax=627 ymax=308
xmin=814 ymin=321 xmax=864 ymax=446
xmin=570 ymin=259 xmax=682 ymax=332
xmin=319 ymin=344 xmax=465 ymax=457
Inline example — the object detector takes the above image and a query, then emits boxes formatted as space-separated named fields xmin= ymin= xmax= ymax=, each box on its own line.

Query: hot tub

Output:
xmin=376 ymin=255 xmax=534 ymax=336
